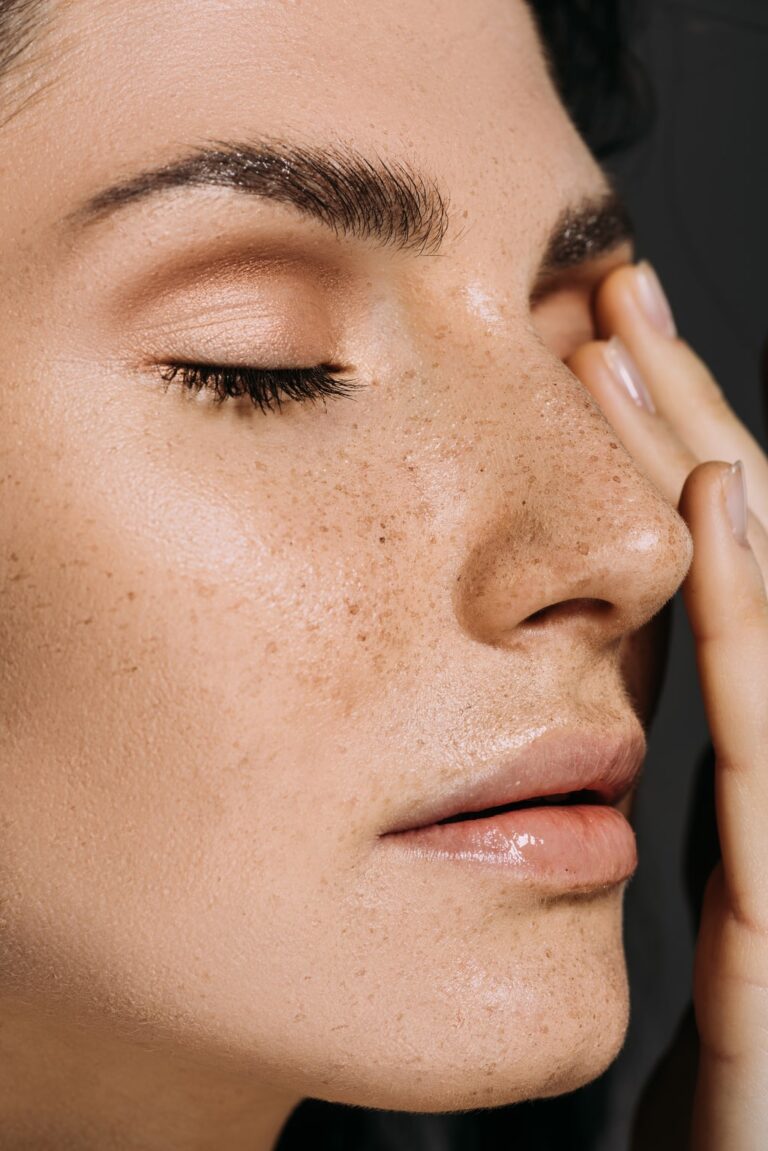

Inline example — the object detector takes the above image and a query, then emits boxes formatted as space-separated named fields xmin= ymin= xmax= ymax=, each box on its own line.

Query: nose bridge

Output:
xmin=452 ymin=350 xmax=694 ymax=644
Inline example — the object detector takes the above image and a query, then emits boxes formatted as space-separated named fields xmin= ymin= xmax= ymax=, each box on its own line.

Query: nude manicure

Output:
xmin=602 ymin=336 xmax=656 ymax=413
xmin=635 ymin=261 xmax=677 ymax=339
xmin=725 ymin=460 xmax=749 ymax=546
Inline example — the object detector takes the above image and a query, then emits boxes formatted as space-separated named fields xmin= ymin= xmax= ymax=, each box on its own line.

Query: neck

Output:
xmin=0 ymin=995 xmax=299 ymax=1150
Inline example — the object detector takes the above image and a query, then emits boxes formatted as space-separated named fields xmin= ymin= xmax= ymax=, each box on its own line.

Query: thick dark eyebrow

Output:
xmin=64 ymin=138 xmax=631 ymax=279
xmin=536 ymin=190 xmax=634 ymax=284
xmin=64 ymin=138 xmax=450 ymax=256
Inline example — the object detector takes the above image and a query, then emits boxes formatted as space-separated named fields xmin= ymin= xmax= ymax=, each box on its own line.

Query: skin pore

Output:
xmin=0 ymin=1 xmax=696 ymax=1148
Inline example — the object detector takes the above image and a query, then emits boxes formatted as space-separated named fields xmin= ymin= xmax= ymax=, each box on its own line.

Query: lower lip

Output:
xmin=387 ymin=805 xmax=637 ymax=891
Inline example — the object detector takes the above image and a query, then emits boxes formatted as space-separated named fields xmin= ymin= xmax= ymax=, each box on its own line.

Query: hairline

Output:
xmin=0 ymin=0 xmax=49 ymax=81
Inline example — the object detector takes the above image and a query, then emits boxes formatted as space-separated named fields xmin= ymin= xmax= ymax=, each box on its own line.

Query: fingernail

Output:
xmin=635 ymin=261 xmax=677 ymax=338
xmin=602 ymin=336 xmax=656 ymax=413
xmin=724 ymin=460 xmax=749 ymax=546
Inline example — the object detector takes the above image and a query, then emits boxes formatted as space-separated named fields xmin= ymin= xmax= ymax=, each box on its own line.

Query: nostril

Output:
xmin=523 ymin=598 xmax=614 ymax=626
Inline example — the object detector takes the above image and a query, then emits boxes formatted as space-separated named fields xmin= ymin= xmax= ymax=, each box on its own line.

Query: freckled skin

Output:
xmin=0 ymin=0 xmax=693 ymax=1148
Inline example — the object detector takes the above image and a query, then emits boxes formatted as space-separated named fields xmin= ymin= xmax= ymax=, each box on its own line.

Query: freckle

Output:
xmin=612 ymin=475 xmax=621 ymax=483
xmin=379 ymin=536 xmax=386 ymax=543
xmin=357 ymin=633 xmax=368 ymax=643
xmin=265 ymin=640 xmax=278 ymax=655
xmin=126 ymin=590 xmax=136 ymax=601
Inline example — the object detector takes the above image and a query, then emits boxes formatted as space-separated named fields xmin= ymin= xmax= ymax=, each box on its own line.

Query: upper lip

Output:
xmin=382 ymin=728 xmax=646 ymax=835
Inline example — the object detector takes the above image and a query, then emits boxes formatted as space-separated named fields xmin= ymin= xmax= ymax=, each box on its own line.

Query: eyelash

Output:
xmin=157 ymin=362 xmax=361 ymax=414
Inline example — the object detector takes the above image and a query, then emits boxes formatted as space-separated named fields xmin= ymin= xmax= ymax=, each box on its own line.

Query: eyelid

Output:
xmin=529 ymin=282 xmax=598 ymax=361
xmin=78 ymin=193 xmax=354 ymax=314
xmin=122 ymin=292 xmax=337 ymax=371
xmin=530 ymin=268 xmax=593 ymax=307
xmin=530 ymin=245 xmax=634 ymax=306
xmin=109 ymin=252 xmax=346 ymax=365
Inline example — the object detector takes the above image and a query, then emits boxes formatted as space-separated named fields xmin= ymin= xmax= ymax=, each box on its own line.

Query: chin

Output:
xmin=289 ymin=884 xmax=631 ymax=1115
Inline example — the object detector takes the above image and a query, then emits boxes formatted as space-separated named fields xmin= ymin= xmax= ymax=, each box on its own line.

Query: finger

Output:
xmin=568 ymin=338 xmax=696 ymax=507
xmin=593 ymin=262 xmax=768 ymax=531
xmin=569 ymin=339 xmax=768 ymax=579
xmin=679 ymin=460 xmax=768 ymax=929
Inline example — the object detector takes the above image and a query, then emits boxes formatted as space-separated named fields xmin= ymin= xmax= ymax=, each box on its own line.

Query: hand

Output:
xmin=568 ymin=260 xmax=768 ymax=1150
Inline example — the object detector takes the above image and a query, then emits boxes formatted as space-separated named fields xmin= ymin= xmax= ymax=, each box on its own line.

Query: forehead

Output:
xmin=2 ymin=0 xmax=604 ymax=259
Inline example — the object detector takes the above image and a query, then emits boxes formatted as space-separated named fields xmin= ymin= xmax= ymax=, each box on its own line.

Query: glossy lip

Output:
xmin=379 ymin=728 xmax=645 ymax=892
xmin=381 ymin=728 xmax=647 ymax=837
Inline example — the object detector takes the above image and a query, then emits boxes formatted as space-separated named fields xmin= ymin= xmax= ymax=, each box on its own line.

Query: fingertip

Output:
xmin=679 ymin=459 xmax=750 ymax=543
xmin=594 ymin=261 xmax=680 ymax=346
xmin=678 ymin=460 xmax=741 ymax=543
xmin=678 ymin=461 xmax=767 ymax=638
xmin=593 ymin=264 xmax=643 ymax=341
xmin=565 ymin=339 xmax=608 ymax=381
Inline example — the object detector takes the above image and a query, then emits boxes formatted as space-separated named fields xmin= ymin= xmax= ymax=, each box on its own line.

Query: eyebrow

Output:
xmin=64 ymin=138 xmax=633 ymax=273
xmin=65 ymin=138 xmax=450 ymax=255
xmin=539 ymin=190 xmax=634 ymax=279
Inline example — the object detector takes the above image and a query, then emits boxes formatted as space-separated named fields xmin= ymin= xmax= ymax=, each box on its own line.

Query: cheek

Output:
xmin=2 ymin=378 xmax=632 ymax=1105
xmin=0 ymin=383 xmax=425 ymax=988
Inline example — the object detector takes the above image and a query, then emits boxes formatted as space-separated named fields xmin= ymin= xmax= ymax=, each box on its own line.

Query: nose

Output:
xmin=453 ymin=352 xmax=694 ymax=648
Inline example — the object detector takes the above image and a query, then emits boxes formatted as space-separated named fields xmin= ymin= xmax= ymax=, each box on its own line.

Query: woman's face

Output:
xmin=0 ymin=0 xmax=692 ymax=1125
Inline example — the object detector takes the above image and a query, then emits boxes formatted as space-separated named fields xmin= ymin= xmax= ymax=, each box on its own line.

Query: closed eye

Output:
xmin=156 ymin=361 xmax=361 ymax=414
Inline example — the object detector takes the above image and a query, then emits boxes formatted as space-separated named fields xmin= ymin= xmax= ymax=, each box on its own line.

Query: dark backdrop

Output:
xmin=594 ymin=0 xmax=768 ymax=1145
xmin=278 ymin=1 xmax=768 ymax=1145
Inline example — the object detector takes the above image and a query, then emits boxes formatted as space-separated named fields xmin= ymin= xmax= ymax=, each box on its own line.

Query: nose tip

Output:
xmin=454 ymin=444 xmax=694 ymax=648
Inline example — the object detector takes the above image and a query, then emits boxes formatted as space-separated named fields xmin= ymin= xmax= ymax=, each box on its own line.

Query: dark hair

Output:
xmin=0 ymin=0 xmax=46 ymax=78
xmin=529 ymin=0 xmax=654 ymax=158
xmin=0 ymin=1 xmax=650 ymax=1148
